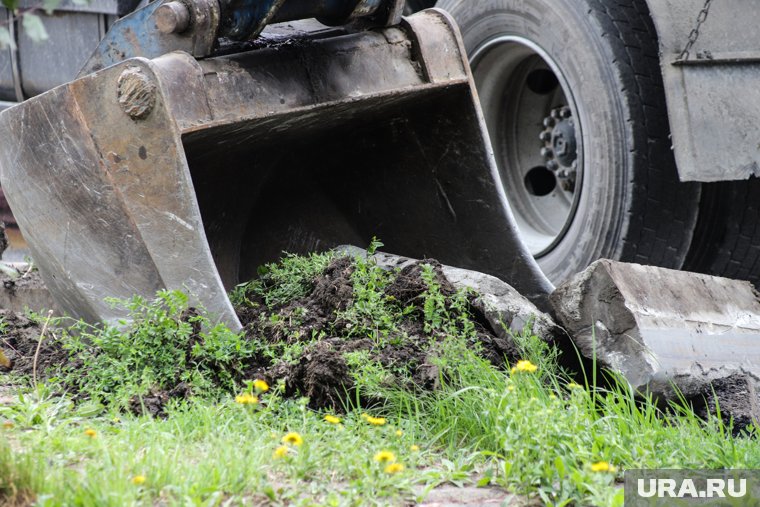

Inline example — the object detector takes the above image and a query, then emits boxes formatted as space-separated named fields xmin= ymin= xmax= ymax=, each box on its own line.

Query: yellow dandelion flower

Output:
xmin=395 ymin=430 xmax=403 ymax=437
xmin=513 ymin=360 xmax=538 ymax=373
xmin=84 ymin=428 xmax=97 ymax=438
xmin=324 ymin=415 xmax=341 ymax=424
xmin=253 ymin=379 xmax=269 ymax=392
xmin=410 ymin=445 xmax=420 ymax=452
xmin=2 ymin=421 xmax=13 ymax=429
xmin=235 ymin=393 xmax=259 ymax=405
xmin=282 ymin=432 xmax=304 ymax=446
xmin=273 ymin=445 xmax=289 ymax=458
xmin=374 ymin=450 xmax=396 ymax=463
xmin=384 ymin=463 xmax=405 ymax=474
xmin=131 ymin=475 xmax=146 ymax=486
xmin=567 ymin=382 xmax=583 ymax=390
xmin=112 ymin=417 xmax=121 ymax=424
xmin=507 ymin=385 xmax=515 ymax=392
xmin=590 ymin=461 xmax=616 ymax=473
xmin=365 ymin=416 xmax=387 ymax=426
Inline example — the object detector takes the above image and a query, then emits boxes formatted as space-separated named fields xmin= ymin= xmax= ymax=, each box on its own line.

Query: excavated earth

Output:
xmin=238 ymin=257 xmax=520 ymax=410
xmin=2 ymin=256 xmax=758 ymax=435
xmin=0 ymin=257 xmax=522 ymax=414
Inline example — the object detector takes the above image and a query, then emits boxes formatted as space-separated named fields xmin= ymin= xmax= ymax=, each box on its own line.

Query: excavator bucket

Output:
xmin=0 ymin=8 xmax=551 ymax=330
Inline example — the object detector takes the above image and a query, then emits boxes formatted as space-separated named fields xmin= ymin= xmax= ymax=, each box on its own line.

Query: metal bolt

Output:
xmin=551 ymin=109 xmax=561 ymax=119
xmin=543 ymin=117 xmax=555 ymax=128
xmin=539 ymin=131 xmax=551 ymax=142
xmin=117 ymin=67 xmax=157 ymax=120
xmin=155 ymin=1 xmax=190 ymax=34
xmin=547 ymin=160 xmax=559 ymax=171
xmin=560 ymin=106 xmax=572 ymax=118
xmin=540 ymin=147 xmax=553 ymax=159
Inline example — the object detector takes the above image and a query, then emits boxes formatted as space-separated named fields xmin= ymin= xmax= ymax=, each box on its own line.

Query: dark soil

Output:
xmin=239 ymin=257 xmax=520 ymax=411
xmin=691 ymin=374 xmax=760 ymax=436
xmin=1 ymin=269 xmax=47 ymax=293
xmin=129 ymin=382 xmax=192 ymax=418
xmin=0 ymin=309 xmax=60 ymax=376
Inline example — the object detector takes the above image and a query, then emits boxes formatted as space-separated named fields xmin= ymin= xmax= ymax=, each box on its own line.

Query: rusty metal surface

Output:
xmin=79 ymin=0 xmax=220 ymax=76
xmin=645 ymin=0 xmax=760 ymax=182
xmin=82 ymin=0 xmax=407 ymax=76
xmin=0 ymin=9 xmax=552 ymax=330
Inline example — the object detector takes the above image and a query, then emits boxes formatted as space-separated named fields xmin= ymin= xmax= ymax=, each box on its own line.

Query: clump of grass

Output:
xmin=382 ymin=325 xmax=759 ymax=506
xmin=0 ymin=439 xmax=39 ymax=507
xmin=230 ymin=251 xmax=336 ymax=309
xmin=53 ymin=290 xmax=253 ymax=406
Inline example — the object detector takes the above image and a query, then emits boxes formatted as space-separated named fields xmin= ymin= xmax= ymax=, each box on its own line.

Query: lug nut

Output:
xmin=540 ymin=147 xmax=553 ymax=159
xmin=551 ymin=109 xmax=561 ymax=119
xmin=543 ymin=117 xmax=555 ymax=128
xmin=547 ymin=160 xmax=559 ymax=171
xmin=560 ymin=106 xmax=572 ymax=118
xmin=539 ymin=131 xmax=551 ymax=142
xmin=155 ymin=1 xmax=190 ymax=34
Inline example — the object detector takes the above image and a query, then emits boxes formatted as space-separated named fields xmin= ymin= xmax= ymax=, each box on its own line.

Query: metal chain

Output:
xmin=676 ymin=0 xmax=713 ymax=62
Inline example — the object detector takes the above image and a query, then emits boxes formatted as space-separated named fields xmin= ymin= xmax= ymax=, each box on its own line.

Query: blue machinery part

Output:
xmin=221 ymin=0 xmax=391 ymax=41
xmin=79 ymin=0 xmax=404 ymax=74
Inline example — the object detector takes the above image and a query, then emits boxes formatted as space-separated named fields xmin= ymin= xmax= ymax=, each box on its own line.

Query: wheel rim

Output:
xmin=471 ymin=36 xmax=584 ymax=258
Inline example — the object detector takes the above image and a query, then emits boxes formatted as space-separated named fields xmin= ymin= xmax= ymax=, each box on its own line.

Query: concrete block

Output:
xmin=550 ymin=259 xmax=760 ymax=399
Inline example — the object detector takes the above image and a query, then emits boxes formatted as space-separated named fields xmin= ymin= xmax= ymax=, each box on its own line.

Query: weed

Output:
xmin=54 ymin=290 xmax=253 ymax=406
xmin=230 ymin=251 xmax=335 ymax=309
xmin=337 ymin=243 xmax=402 ymax=343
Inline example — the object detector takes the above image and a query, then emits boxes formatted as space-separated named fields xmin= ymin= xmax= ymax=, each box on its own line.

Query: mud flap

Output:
xmin=0 ymin=9 xmax=552 ymax=330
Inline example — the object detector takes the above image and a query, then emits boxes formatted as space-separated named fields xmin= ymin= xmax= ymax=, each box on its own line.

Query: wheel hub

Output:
xmin=540 ymin=106 xmax=578 ymax=193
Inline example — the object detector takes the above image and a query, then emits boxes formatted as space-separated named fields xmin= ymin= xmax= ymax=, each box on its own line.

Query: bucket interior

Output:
xmin=183 ymin=85 xmax=505 ymax=290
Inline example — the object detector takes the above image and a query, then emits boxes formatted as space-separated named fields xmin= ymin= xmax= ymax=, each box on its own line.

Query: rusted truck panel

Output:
xmin=645 ymin=0 xmax=760 ymax=182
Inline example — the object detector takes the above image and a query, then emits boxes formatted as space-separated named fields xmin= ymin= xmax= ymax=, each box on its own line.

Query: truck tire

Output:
xmin=436 ymin=0 xmax=701 ymax=284
xmin=684 ymin=179 xmax=760 ymax=287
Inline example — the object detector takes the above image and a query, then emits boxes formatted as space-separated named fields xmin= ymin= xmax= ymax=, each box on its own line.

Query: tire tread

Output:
xmin=588 ymin=0 xmax=700 ymax=268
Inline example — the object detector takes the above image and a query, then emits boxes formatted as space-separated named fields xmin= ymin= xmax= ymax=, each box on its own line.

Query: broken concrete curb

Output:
xmin=550 ymin=259 xmax=760 ymax=405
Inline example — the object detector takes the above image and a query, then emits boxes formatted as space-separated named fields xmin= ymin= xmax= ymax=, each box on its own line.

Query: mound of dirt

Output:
xmin=239 ymin=257 xmax=521 ymax=410
xmin=2 ymin=255 xmax=524 ymax=414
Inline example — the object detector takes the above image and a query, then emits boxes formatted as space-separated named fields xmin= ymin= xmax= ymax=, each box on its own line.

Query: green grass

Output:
xmin=1 ymin=387 xmax=458 ymax=506
xmin=1 ymin=248 xmax=758 ymax=506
